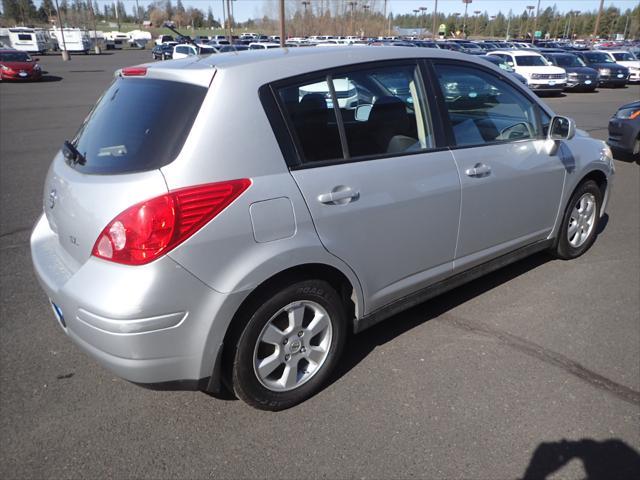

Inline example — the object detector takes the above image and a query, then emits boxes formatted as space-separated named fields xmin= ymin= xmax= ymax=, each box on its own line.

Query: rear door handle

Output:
xmin=465 ymin=163 xmax=492 ymax=177
xmin=318 ymin=187 xmax=360 ymax=205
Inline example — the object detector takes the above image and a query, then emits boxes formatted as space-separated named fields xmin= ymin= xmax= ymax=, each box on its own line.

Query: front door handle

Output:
xmin=465 ymin=163 xmax=492 ymax=177
xmin=318 ymin=186 xmax=360 ymax=205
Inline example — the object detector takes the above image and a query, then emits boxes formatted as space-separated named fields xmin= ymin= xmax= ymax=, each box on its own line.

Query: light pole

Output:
xmin=420 ymin=7 xmax=427 ymax=37
xmin=505 ymin=11 xmax=512 ymax=41
xmin=462 ymin=0 xmax=472 ymax=39
xmin=279 ymin=0 xmax=285 ymax=46
xmin=302 ymin=1 xmax=310 ymax=37
xmin=362 ymin=3 xmax=370 ymax=37
xmin=348 ymin=2 xmax=357 ymax=36
xmin=489 ymin=15 xmax=496 ymax=38
xmin=473 ymin=10 xmax=481 ymax=37
xmin=532 ymin=0 xmax=541 ymax=44
xmin=570 ymin=10 xmax=580 ymax=41
xmin=453 ymin=13 xmax=460 ymax=35
xmin=432 ymin=0 xmax=438 ymax=39
xmin=526 ymin=5 xmax=535 ymax=40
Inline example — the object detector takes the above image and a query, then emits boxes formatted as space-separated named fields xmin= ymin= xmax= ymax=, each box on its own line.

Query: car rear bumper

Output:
xmin=30 ymin=214 xmax=246 ymax=389
xmin=608 ymin=118 xmax=640 ymax=154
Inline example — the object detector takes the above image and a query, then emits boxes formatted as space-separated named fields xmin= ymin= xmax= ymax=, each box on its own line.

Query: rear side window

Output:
xmin=275 ymin=63 xmax=433 ymax=164
xmin=18 ymin=34 xmax=32 ymax=41
xmin=71 ymin=78 xmax=206 ymax=174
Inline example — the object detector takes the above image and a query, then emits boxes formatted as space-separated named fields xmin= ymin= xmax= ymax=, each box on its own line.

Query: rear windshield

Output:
xmin=71 ymin=78 xmax=206 ymax=174
xmin=515 ymin=55 xmax=548 ymax=66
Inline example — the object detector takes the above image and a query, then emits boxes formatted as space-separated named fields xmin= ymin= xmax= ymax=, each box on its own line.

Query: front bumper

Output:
xmin=1 ymin=70 xmax=41 ymax=81
xmin=30 ymin=214 xmax=247 ymax=389
xmin=598 ymin=74 xmax=628 ymax=86
xmin=565 ymin=78 xmax=597 ymax=89
xmin=608 ymin=118 xmax=640 ymax=154
xmin=528 ymin=81 xmax=566 ymax=92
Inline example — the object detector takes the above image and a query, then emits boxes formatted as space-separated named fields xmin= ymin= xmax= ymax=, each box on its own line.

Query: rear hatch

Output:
xmin=43 ymin=67 xmax=212 ymax=266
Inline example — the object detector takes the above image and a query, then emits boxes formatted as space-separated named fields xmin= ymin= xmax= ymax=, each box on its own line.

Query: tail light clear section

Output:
xmin=92 ymin=179 xmax=251 ymax=265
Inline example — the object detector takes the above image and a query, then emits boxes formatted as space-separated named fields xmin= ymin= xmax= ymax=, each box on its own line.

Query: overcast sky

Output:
xmin=80 ymin=1 xmax=640 ymax=21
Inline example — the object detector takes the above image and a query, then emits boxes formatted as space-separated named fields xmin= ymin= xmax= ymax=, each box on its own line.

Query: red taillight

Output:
xmin=92 ymin=179 xmax=251 ymax=265
xmin=121 ymin=66 xmax=148 ymax=77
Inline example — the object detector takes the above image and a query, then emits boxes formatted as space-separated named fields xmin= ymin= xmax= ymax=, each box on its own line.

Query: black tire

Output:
xmin=552 ymin=180 xmax=602 ymax=260
xmin=230 ymin=279 xmax=347 ymax=411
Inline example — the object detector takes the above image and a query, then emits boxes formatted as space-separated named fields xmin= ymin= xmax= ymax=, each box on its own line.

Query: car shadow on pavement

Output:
xmin=330 ymin=250 xmax=554 ymax=387
xmin=40 ymin=75 xmax=63 ymax=83
xmin=520 ymin=438 xmax=640 ymax=479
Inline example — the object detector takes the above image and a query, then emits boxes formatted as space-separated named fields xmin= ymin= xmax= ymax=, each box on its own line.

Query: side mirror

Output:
xmin=354 ymin=104 xmax=373 ymax=122
xmin=548 ymin=115 xmax=576 ymax=141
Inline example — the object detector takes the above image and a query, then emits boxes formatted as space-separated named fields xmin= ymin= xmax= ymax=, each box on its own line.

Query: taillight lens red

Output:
xmin=121 ymin=66 xmax=147 ymax=76
xmin=92 ymin=179 xmax=251 ymax=265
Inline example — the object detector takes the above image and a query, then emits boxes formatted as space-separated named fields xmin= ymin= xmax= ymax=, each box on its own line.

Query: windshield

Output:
xmin=612 ymin=52 xmax=636 ymax=61
xmin=71 ymin=78 xmax=207 ymax=174
xmin=555 ymin=55 xmax=586 ymax=67
xmin=0 ymin=52 xmax=31 ymax=62
xmin=584 ymin=52 xmax=614 ymax=63
xmin=515 ymin=55 xmax=549 ymax=67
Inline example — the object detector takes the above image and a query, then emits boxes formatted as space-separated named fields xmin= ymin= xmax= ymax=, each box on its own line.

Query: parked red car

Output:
xmin=0 ymin=50 xmax=42 ymax=81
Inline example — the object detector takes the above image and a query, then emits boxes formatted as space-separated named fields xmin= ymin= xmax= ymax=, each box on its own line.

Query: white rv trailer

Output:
xmin=6 ymin=28 xmax=49 ymax=53
xmin=127 ymin=30 xmax=152 ymax=49
xmin=49 ymin=28 xmax=91 ymax=53
xmin=104 ymin=31 xmax=129 ymax=50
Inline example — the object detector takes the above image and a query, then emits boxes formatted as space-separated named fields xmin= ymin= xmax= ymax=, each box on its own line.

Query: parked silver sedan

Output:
xmin=31 ymin=47 xmax=614 ymax=410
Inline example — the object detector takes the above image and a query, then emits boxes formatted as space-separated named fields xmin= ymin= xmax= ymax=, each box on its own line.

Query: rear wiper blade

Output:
xmin=63 ymin=140 xmax=86 ymax=166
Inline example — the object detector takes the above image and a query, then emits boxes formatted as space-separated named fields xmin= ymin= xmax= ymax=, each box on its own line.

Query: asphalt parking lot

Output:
xmin=1 ymin=50 xmax=639 ymax=479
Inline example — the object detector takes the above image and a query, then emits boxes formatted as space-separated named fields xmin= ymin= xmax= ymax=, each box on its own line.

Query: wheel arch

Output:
xmin=205 ymin=262 xmax=363 ymax=394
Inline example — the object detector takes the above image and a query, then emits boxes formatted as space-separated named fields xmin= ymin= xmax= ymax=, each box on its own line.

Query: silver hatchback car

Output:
xmin=31 ymin=47 xmax=614 ymax=410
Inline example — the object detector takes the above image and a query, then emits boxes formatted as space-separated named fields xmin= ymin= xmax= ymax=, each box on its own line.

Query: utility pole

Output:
xmin=54 ymin=0 xmax=69 ymax=61
xmin=593 ymin=0 xmax=604 ymax=39
xmin=532 ymin=0 xmax=541 ymax=44
xmin=279 ymin=0 xmax=285 ymax=47
xmin=432 ymin=0 xmax=438 ymax=39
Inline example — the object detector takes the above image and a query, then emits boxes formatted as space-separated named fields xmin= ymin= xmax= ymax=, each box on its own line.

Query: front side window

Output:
xmin=276 ymin=63 xmax=433 ymax=164
xmin=434 ymin=64 xmax=541 ymax=147
xmin=17 ymin=34 xmax=32 ymax=41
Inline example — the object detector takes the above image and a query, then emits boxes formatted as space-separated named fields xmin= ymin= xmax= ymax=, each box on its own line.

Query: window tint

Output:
xmin=613 ymin=52 xmax=635 ymax=61
xmin=555 ymin=55 xmax=585 ymax=67
xmin=71 ymin=78 xmax=206 ymax=174
xmin=435 ymin=64 xmax=540 ymax=147
xmin=276 ymin=64 xmax=433 ymax=164
xmin=514 ymin=55 xmax=548 ymax=67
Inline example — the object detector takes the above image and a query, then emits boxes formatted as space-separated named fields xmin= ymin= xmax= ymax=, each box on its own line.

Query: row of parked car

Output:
xmin=150 ymin=34 xmax=639 ymax=95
